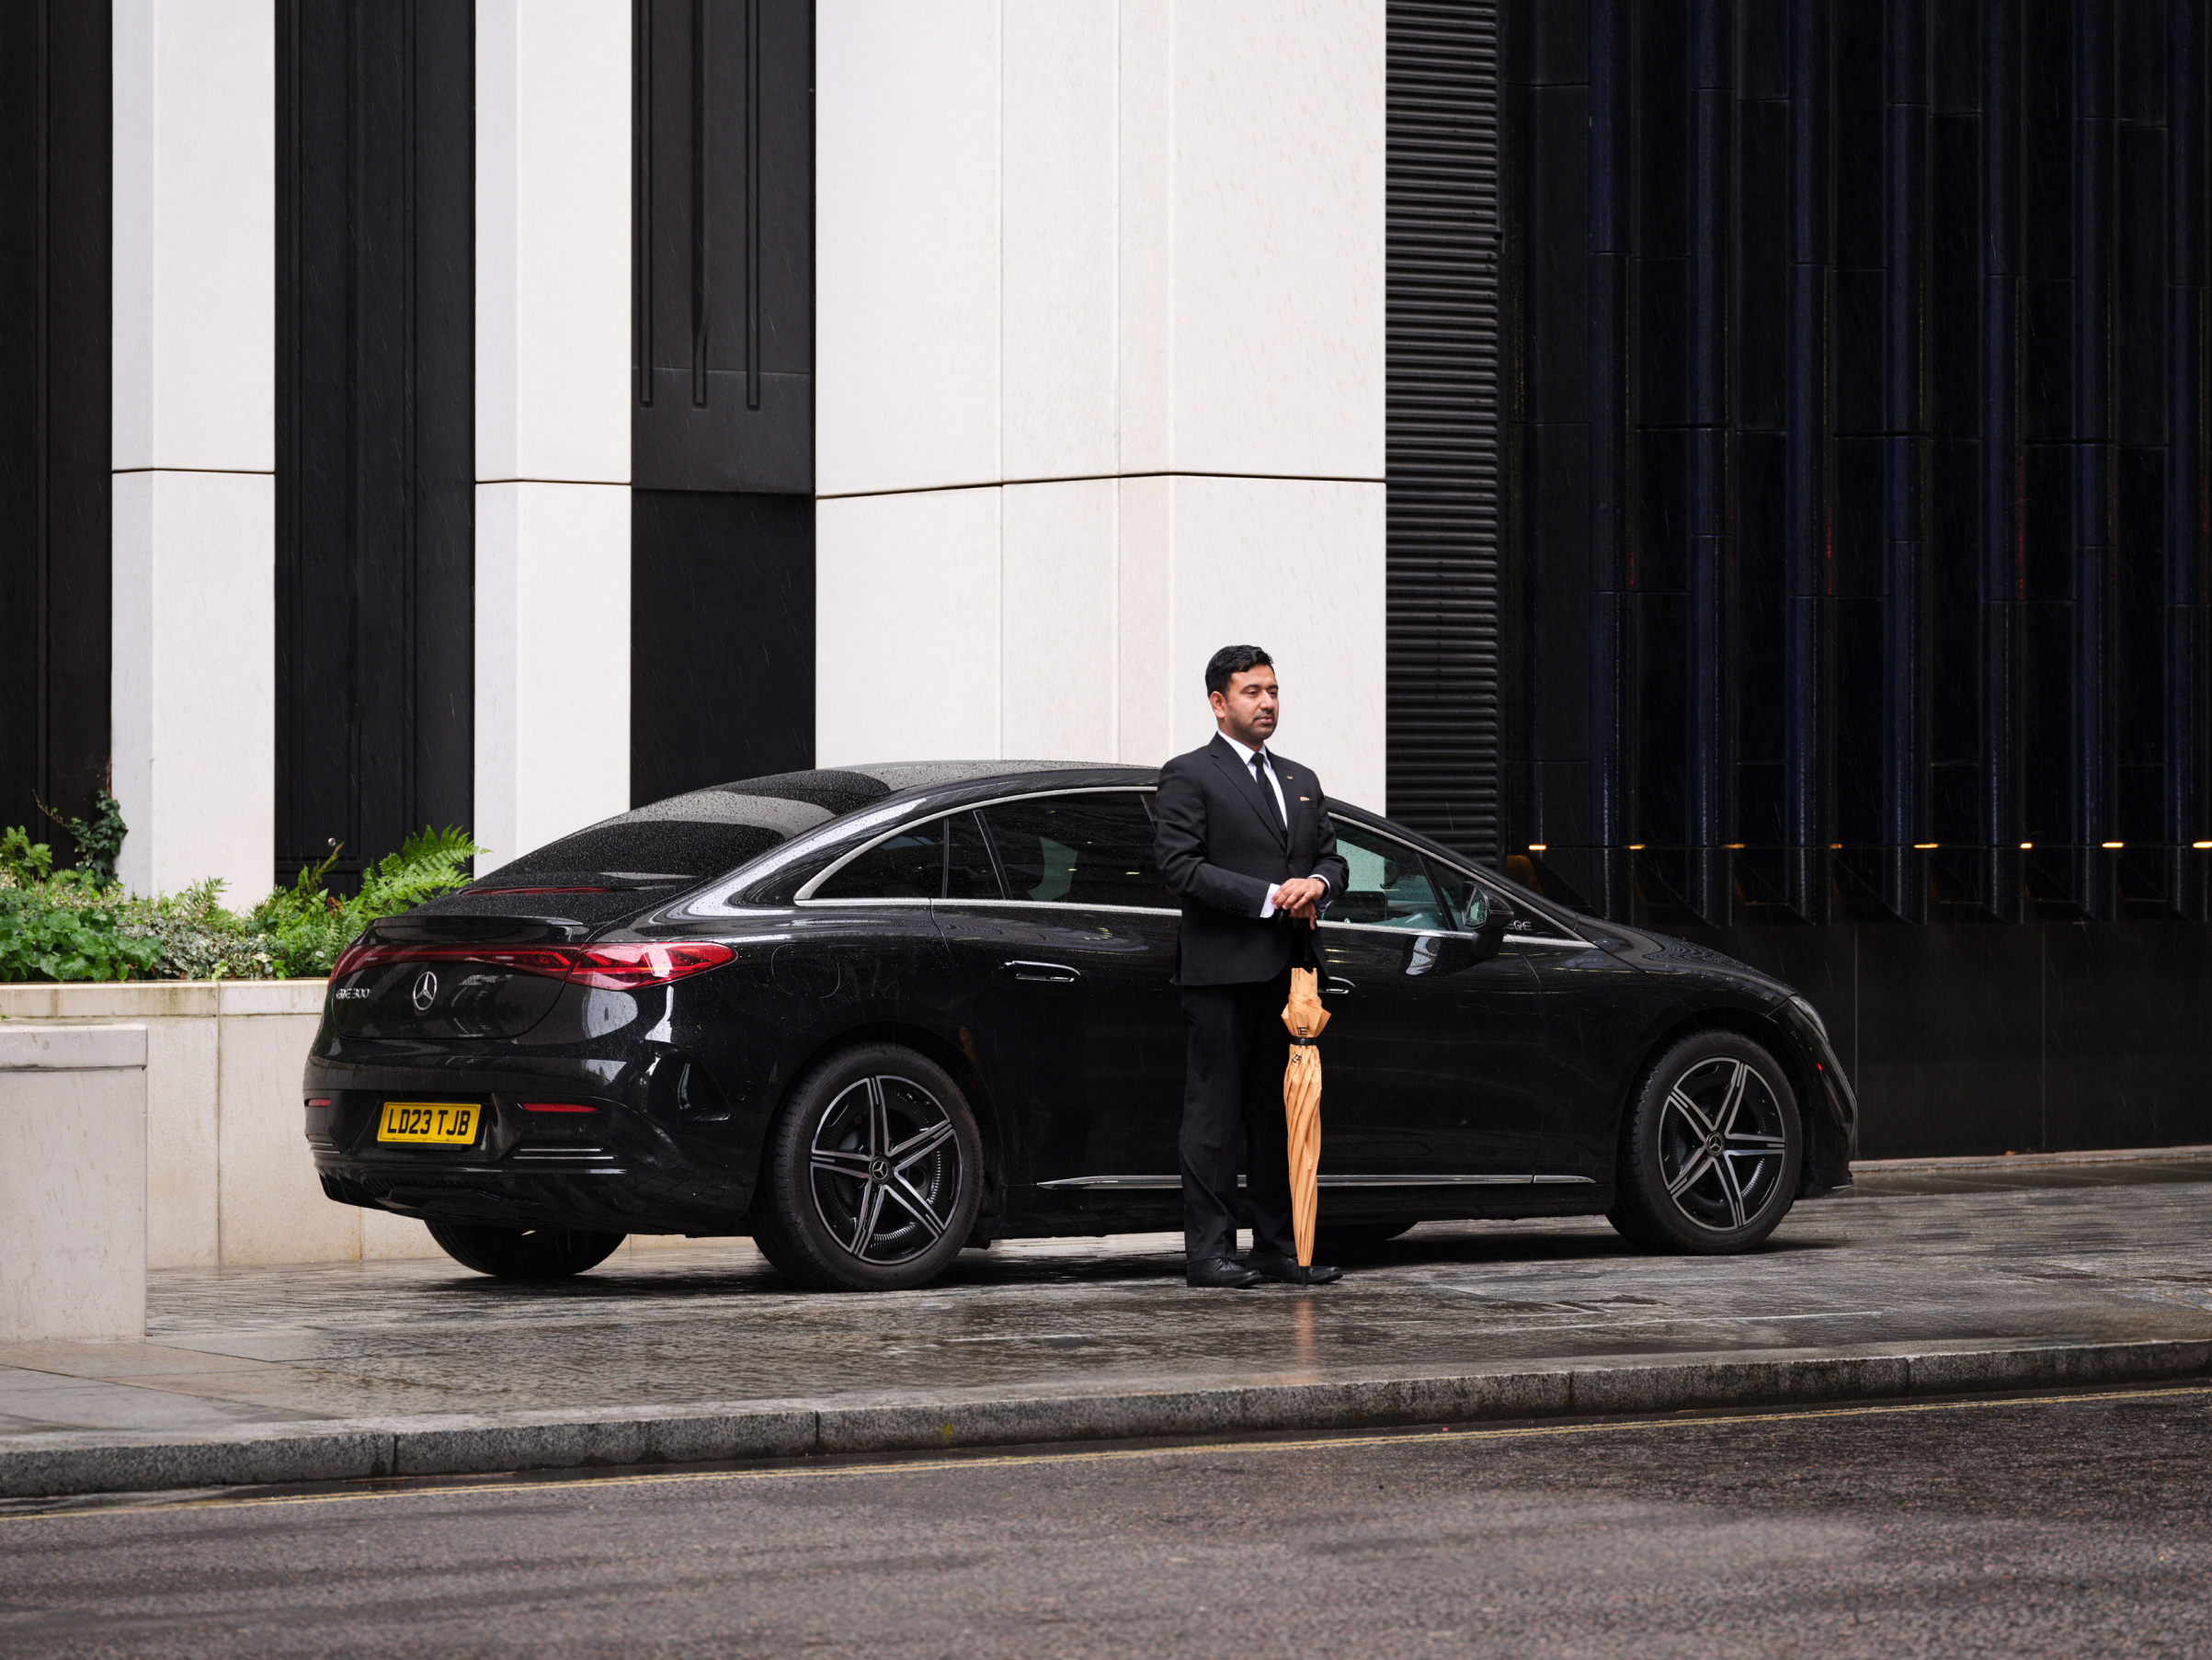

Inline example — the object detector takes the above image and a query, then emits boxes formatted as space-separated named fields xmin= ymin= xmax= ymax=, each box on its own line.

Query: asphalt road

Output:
xmin=4 ymin=1384 xmax=2208 ymax=1659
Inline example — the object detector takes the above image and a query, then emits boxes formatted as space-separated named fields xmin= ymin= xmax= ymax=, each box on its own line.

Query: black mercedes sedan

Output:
xmin=303 ymin=761 xmax=1857 ymax=1290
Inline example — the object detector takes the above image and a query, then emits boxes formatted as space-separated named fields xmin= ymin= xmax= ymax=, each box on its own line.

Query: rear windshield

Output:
xmin=475 ymin=769 xmax=898 ymax=888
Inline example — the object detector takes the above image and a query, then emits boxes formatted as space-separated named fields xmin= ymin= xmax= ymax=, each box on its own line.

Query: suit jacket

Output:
xmin=1154 ymin=733 xmax=1351 ymax=986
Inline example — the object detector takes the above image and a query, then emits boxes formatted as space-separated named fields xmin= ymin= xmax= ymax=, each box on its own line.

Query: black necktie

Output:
xmin=1252 ymin=754 xmax=1285 ymax=827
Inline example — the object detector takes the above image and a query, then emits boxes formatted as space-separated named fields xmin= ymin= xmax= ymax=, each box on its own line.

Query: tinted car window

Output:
xmin=1328 ymin=821 xmax=1449 ymax=929
xmin=982 ymin=793 xmax=1176 ymax=910
xmin=1421 ymin=856 xmax=1507 ymax=932
xmin=814 ymin=812 xmax=1001 ymax=901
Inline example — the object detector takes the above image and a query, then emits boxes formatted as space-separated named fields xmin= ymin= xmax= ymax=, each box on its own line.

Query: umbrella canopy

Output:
xmin=1281 ymin=965 xmax=1330 ymax=1274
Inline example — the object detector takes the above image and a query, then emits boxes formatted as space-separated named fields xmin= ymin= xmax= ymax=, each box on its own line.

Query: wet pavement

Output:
xmin=5 ymin=1157 xmax=2210 ymax=1445
xmin=10 ymin=1385 xmax=2209 ymax=1658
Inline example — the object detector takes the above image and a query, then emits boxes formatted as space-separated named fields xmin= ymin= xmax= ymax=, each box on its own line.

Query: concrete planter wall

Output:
xmin=0 ymin=1024 xmax=148 ymax=1341
xmin=0 ymin=981 xmax=434 ymax=1268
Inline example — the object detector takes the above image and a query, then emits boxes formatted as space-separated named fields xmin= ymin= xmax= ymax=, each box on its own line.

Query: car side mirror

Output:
xmin=1463 ymin=890 xmax=1509 ymax=963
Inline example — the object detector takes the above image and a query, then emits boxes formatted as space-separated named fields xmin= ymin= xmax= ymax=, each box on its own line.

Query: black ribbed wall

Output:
xmin=276 ymin=0 xmax=476 ymax=891
xmin=1485 ymin=0 xmax=2212 ymax=1156
xmin=1506 ymin=0 xmax=2210 ymax=930
xmin=1386 ymin=1 xmax=1507 ymax=860
xmin=630 ymin=0 xmax=815 ymax=806
xmin=0 ymin=3 xmax=110 ymax=860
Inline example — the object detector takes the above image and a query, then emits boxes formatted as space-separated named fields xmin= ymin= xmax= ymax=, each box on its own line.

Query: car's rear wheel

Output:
xmin=751 ymin=1044 xmax=984 ymax=1291
xmin=1607 ymin=1030 xmax=1801 ymax=1254
xmin=425 ymin=1220 xmax=625 ymax=1279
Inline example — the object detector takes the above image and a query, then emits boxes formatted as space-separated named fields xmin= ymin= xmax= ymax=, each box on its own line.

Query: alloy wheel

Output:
xmin=1655 ymin=1055 xmax=1790 ymax=1233
xmin=807 ymin=1074 xmax=963 ymax=1266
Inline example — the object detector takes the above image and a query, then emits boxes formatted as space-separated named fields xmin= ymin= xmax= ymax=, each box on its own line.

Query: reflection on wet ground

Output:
xmin=3 ymin=1165 xmax=2209 ymax=1442
xmin=1854 ymin=1153 xmax=2212 ymax=1195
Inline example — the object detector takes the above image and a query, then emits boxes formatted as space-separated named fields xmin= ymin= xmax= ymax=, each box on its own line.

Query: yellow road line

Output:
xmin=8 ymin=1381 xmax=2207 ymax=1525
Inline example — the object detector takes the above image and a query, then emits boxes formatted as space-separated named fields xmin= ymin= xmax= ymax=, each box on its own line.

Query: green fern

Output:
xmin=253 ymin=825 xmax=487 ymax=977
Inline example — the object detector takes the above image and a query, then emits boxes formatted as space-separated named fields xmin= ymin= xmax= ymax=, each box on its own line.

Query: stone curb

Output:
xmin=5 ymin=1336 xmax=2207 ymax=1499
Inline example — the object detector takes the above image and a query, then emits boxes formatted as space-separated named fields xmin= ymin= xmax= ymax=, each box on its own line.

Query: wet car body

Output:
xmin=304 ymin=762 xmax=1857 ymax=1256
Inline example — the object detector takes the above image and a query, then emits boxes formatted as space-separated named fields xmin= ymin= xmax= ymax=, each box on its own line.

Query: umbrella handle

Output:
xmin=1281 ymin=966 xmax=1330 ymax=1040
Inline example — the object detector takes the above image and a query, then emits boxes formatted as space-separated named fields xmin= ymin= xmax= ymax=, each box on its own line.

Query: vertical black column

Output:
xmin=2166 ymin=0 xmax=2209 ymax=917
xmin=0 ymin=3 xmax=110 ymax=858
xmin=631 ymin=0 xmax=815 ymax=806
xmin=2072 ymin=0 xmax=2116 ymax=917
xmin=276 ymin=0 xmax=475 ymax=891
xmin=1979 ymin=0 xmax=2024 ymax=920
xmin=1881 ymin=0 xmax=1929 ymax=921
xmin=1385 ymin=0 xmax=1508 ymax=862
xmin=1508 ymin=2 xmax=1597 ymax=905
xmin=1587 ymin=0 xmax=1635 ymax=920
xmin=1685 ymin=0 xmax=1734 ymax=924
xmin=1785 ymin=0 xmax=1833 ymax=922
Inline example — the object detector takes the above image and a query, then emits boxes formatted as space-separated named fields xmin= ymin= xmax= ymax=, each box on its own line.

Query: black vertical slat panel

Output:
xmin=1589 ymin=0 xmax=1636 ymax=918
xmin=2073 ymin=0 xmax=2117 ymax=918
xmin=277 ymin=1 xmax=475 ymax=891
xmin=1882 ymin=0 xmax=1928 ymax=921
xmin=0 ymin=3 xmax=109 ymax=858
xmin=2168 ymin=0 xmax=2209 ymax=919
xmin=633 ymin=0 xmax=812 ymax=492
xmin=1785 ymin=0 xmax=1833 ymax=922
xmin=1385 ymin=1 xmax=1505 ymax=861
xmin=630 ymin=0 xmax=815 ymax=803
xmin=1980 ymin=0 xmax=2024 ymax=920
xmin=1685 ymin=0 xmax=1733 ymax=924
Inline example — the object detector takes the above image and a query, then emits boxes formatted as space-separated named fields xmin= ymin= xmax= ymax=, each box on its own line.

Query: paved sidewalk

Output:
xmin=5 ymin=1157 xmax=2210 ymax=1496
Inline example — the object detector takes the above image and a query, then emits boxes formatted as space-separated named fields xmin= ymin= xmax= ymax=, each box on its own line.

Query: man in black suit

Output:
xmin=1154 ymin=645 xmax=1352 ymax=1289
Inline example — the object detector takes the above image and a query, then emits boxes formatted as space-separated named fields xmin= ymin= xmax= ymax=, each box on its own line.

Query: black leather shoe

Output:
xmin=1247 ymin=1250 xmax=1342 ymax=1286
xmin=1186 ymin=1256 xmax=1263 ymax=1289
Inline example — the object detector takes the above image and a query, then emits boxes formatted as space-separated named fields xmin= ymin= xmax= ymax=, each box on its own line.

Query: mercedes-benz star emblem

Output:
xmin=410 ymin=970 xmax=439 ymax=1013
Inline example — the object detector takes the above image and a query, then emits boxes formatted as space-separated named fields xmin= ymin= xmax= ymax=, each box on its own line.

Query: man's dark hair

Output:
xmin=1204 ymin=644 xmax=1274 ymax=698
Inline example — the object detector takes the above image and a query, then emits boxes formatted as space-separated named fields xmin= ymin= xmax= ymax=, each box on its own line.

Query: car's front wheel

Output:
xmin=1607 ymin=1030 xmax=1801 ymax=1254
xmin=751 ymin=1044 xmax=984 ymax=1291
xmin=425 ymin=1221 xmax=625 ymax=1279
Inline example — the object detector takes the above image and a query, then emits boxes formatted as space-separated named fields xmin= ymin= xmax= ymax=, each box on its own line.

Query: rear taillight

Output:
xmin=330 ymin=939 xmax=734 ymax=991
xmin=332 ymin=942 xmax=581 ymax=982
xmin=564 ymin=941 xmax=735 ymax=989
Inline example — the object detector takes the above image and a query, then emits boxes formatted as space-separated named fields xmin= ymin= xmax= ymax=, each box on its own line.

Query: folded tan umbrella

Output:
xmin=1281 ymin=964 xmax=1330 ymax=1279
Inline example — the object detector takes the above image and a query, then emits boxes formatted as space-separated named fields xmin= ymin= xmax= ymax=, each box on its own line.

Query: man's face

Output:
xmin=1210 ymin=666 xmax=1281 ymax=748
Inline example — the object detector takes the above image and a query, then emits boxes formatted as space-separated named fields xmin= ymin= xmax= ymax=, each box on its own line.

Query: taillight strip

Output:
xmin=331 ymin=939 xmax=735 ymax=990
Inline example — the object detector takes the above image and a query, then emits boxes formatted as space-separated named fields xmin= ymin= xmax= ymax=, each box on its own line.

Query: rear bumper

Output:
xmin=304 ymin=1051 xmax=758 ymax=1235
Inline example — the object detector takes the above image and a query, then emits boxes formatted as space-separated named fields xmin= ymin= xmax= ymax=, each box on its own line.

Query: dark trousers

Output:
xmin=1178 ymin=969 xmax=1295 ymax=1260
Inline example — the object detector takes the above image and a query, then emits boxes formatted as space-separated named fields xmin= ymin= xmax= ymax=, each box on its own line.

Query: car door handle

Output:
xmin=1322 ymin=977 xmax=1353 ymax=996
xmin=1002 ymin=961 xmax=1083 ymax=985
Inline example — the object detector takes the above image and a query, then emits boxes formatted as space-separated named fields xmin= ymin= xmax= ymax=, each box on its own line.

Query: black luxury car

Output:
xmin=303 ymin=761 xmax=1857 ymax=1290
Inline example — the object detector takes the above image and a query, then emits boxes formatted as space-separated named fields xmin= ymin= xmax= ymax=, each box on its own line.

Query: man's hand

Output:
xmin=1272 ymin=876 xmax=1328 ymax=923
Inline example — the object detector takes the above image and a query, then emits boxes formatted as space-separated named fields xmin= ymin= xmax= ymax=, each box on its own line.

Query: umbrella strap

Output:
xmin=1288 ymin=1036 xmax=1316 ymax=1047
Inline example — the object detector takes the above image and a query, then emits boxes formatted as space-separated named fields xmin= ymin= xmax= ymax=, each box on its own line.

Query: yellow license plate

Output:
xmin=377 ymin=1101 xmax=481 ymax=1145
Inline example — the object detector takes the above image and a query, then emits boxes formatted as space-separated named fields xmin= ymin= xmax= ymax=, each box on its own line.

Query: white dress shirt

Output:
xmin=1218 ymin=733 xmax=1330 ymax=918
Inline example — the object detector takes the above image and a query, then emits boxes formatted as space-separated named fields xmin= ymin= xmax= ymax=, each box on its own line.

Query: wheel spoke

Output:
xmin=889 ymin=1117 xmax=956 ymax=1171
xmin=1665 ymin=1086 xmax=1717 ymax=1139
xmin=849 ymin=1181 xmax=887 ymax=1258
xmin=1667 ymin=1147 xmax=1717 ymax=1199
xmin=883 ymin=1175 xmax=949 ymax=1241
xmin=1726 ymin=1133 xmax=1787 ymax=1151
xmin=810 ymin=1148 xmax=872 ymax=1176
xmin=865 ymin=1076 xmax=889 ymax=1160
xmin=1713 ymin=1147 xmax=1750 ymax=1228
xmin=1712 ymin=1061 xmax=1750 ymax=1137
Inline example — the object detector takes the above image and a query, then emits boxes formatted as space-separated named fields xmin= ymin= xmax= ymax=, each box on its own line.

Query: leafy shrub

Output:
xmin=0 ymin=881 xmax=165 ymax=983
xmin=0 ymin=807 xmax=485 ymax=983
xmin=251 ymin=826 xmax=485 ymax=977
xmin=41 ymin=790 xmax=128 ymax=886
